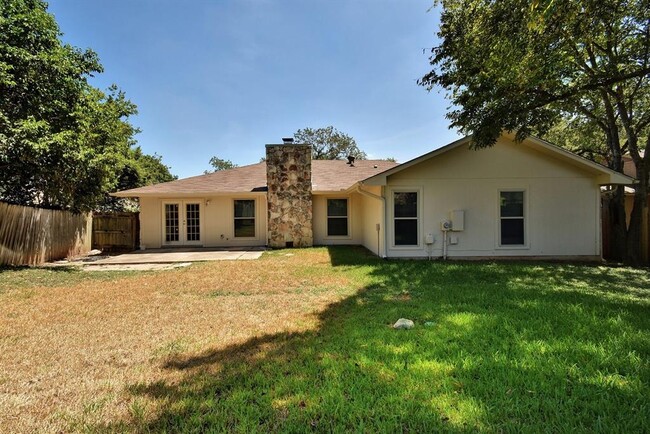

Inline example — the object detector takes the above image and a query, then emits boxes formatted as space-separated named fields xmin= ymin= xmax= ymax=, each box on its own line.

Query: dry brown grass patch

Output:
xmin=0 ymin=248 xmax=358 ymax=433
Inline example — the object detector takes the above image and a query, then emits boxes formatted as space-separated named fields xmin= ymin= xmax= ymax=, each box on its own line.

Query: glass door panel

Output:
xmin=162 ymin=201 xmax=201 ymax=246
xmin=185 ymin=203 xmax=201 ymax=243
xmin=164 ymin=203 xmax=180 ymax=243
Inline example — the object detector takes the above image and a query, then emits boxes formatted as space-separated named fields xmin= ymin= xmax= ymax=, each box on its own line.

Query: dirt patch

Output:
xmin=81 ymin=263 xmax=192 ymax=272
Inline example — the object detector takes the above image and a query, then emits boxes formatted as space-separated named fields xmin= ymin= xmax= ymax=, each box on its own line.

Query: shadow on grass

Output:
xmin=100 ymin=246 xmax=649 ymax=432
xmin=0 ymin=264 xmax=80 ymax=273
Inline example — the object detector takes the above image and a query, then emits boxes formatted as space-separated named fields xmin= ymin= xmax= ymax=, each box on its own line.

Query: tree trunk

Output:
xmin=608 ymin=185 xmax=628 ymax=262
xmin=625 ymin=168 xmax=649 ymax=266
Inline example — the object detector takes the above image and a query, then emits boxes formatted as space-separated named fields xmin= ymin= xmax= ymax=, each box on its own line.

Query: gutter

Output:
xmin=356 ymin=183 xmax=387 ymax=258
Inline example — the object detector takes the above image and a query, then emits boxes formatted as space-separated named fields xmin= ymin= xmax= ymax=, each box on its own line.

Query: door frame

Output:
xmin=161 ymin=200 xmax=204 ymax=246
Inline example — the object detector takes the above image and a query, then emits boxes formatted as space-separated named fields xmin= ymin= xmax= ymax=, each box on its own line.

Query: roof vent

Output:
xmin=282 ymin=137 xmax=294 ymax=144
xmin=347 ymin=155 xmax=355 ymax=166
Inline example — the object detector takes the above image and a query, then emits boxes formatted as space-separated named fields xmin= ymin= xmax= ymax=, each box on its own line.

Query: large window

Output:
xmin=327 ymin=199 xmax=349 ymax=236
xmin=500 ymin=191 xmax=525 ymax=245
xmin=164 ymin=203 xmax=179 ymax=243
xmin=234 ymin=200 xmax=255 ymax=238
xmin=394 ymin=192 xmax=418 ymax=246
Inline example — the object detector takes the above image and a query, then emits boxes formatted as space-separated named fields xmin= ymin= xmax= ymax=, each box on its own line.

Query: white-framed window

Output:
xmin=393 ymin=191 xmax=418 ymax=246
xmin=327 ymin=198 xmax=349 ymax=237
xmin=499 ymin=190 xmax=525 ymax=246
xmin=234 ymin=199 xmax=255 ymax=238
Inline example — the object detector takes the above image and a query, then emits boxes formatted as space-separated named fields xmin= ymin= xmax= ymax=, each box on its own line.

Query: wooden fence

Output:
xmin=92 ymin=212 xmax=139 ymax=251
xmin=0 ymin=202 xmax=92 ymax=266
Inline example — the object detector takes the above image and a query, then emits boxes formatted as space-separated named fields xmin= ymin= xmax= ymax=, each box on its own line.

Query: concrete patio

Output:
xmin=90 ymin=247 xmax=266 ymax=265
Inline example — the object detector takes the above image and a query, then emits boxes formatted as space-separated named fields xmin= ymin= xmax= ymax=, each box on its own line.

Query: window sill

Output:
xmin=495 ymin=245 xmax=530 ymax=250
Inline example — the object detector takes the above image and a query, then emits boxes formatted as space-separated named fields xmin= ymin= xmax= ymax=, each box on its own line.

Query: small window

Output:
xmin=327 ymin=199 xmax=348 ymax=236
xmin=500 ymin=191 xmax=524 ymax=245
xmin=394 ymin=192 xmax=418 ymax=246
xmin=234 ymin=200 xmax=255 ymax=237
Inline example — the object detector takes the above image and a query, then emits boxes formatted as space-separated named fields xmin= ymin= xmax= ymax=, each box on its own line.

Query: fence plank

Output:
xmin=0 ymin=202 xmax=92 ymax=266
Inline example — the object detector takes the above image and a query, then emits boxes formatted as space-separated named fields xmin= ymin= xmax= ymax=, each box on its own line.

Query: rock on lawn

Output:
xmin=393 ymin=318 xmax=414 ymax=329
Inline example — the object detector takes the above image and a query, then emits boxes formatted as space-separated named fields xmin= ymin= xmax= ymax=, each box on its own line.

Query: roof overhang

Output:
xmin=361 ymin=133 xmax=635 ymax=186
xmin=110 ymin=190 xmax=267 ymax=198
xmin=519 ymin=134 xmax=634 ymax=185
xmin=360 ymin=136 xmax=472 ymax=186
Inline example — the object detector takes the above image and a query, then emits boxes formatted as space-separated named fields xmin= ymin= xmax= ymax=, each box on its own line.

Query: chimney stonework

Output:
xmin=266 ymin=144 xmax=313 ymax=247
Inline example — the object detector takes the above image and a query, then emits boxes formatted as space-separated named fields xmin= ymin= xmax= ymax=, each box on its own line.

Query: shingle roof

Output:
xmin=312 ymin=160 xmax=398 ymax=191
xmin=112 ymin=159 xmax=399 ymax=197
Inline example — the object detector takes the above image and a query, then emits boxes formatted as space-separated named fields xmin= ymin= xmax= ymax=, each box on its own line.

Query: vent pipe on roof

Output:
xmin=282 ymin=137 xmax=294 ymax=144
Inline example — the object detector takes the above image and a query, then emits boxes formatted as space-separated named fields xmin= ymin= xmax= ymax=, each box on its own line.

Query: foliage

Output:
xmin=205 ymin=156 xmax=237 ymax=174
xmin=100 ymin=148 xmax=177 ymax=212
xmin=294 ymin=126 xmax=368 ymax=160
xmin=0 ymin=0 xmax=172 ymax=213
xmin=421 ymin=0 xmax=650 ymax=264
xmin=3 ymin=246 xmax=642 ymax=432
xmin=132 ymin=150 xmax=177 ymax=186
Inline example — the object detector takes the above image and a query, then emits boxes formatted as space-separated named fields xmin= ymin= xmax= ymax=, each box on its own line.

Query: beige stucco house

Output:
xmin=114 ymin=133 xmax=632 ymax=260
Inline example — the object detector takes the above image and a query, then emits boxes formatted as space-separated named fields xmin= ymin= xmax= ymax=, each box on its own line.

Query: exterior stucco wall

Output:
xmin=139 ymin=197 xmax=162 ymax=249
xmin=138 ymin=195 xmax=267 ymax=249
xmin=313 ymin=193 xmax=363 ymax=246
xmin=358 ymin=186 xmax=384 ymax=256
xmin=385 ymin=137 xmax=602 ymax=259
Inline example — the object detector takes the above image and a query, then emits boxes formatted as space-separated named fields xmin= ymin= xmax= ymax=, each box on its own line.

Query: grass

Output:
xmin=0 ymin=247 xmax=649 ymax=433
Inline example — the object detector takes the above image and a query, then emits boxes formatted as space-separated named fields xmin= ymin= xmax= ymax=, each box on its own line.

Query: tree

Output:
xmin=205 ymin=156 xmax=237 ymax=174
xmin=99 ymin=148 xmax=177 ymax=211
xmin=0 ymin=0 xmax=164 ymax=213
xmin=134 ymin=150 xmax=177 ymax=185
xmin=420 ymin=0 xmax=650 ymax=265
xmin=294 ymin=126 xmax=367 ymax=160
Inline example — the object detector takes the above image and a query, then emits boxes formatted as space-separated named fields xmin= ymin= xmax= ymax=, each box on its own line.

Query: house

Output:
xmin=113 ymin=133 xmax=632 ymax=260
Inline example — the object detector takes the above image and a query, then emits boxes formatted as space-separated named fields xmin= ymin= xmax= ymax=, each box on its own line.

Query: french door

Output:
xmin=162 ymin=201 xmax=202 ymax=246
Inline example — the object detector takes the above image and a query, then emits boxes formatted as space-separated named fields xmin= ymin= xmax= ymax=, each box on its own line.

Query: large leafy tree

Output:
xmin=294 ymin=126 xmax=367 ymax=160
xmin=0 ymin=0 xmax=171 ymax=212
xmin=100 ymin=147 xmax=177 ymax=211
xmin=205 ymin=156 xmax=237 ymax=174
xmin=420 ymin=0 xmax=650 ymax=265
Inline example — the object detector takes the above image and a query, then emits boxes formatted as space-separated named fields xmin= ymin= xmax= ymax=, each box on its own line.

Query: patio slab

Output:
xmin=90 ymin=247 xmax=266 ymax=265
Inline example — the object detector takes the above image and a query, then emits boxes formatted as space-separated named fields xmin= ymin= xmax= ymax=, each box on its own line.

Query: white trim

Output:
xmin=388 ymin=187 xmax=423 ymax=249
xmin=161 ymin=199 xmax=204 ymax=246
xmin=232 ymin=198 xmax=258 ymax=240
xmin=496 ymin=189 xmax=529 ymax=249
xmin=325 ymin=197 xmax=352 ymax=240
xmin=361 ymin=133 xmax=634 ymax=187
xmin=161 ymin=201 xmax=182 ymax=246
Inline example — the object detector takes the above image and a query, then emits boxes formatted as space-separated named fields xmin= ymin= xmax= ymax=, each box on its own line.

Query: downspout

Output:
xmin=356 ymin=183 xmax=387 ymax=258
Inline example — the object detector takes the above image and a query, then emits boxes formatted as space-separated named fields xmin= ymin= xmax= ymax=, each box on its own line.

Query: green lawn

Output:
xmin=1 ymin=246 xmax=648 ymax=433
xmin=119 ymin=247 xmax=649 ymax=433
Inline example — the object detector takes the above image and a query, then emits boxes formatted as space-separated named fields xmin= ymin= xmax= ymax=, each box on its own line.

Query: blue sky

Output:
xmin=48 ymin=0 xmax=460 ymax=179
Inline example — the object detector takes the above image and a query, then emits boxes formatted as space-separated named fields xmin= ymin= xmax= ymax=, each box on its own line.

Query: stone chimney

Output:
xmin=266 ymin=139 xmax=313 ymax=248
